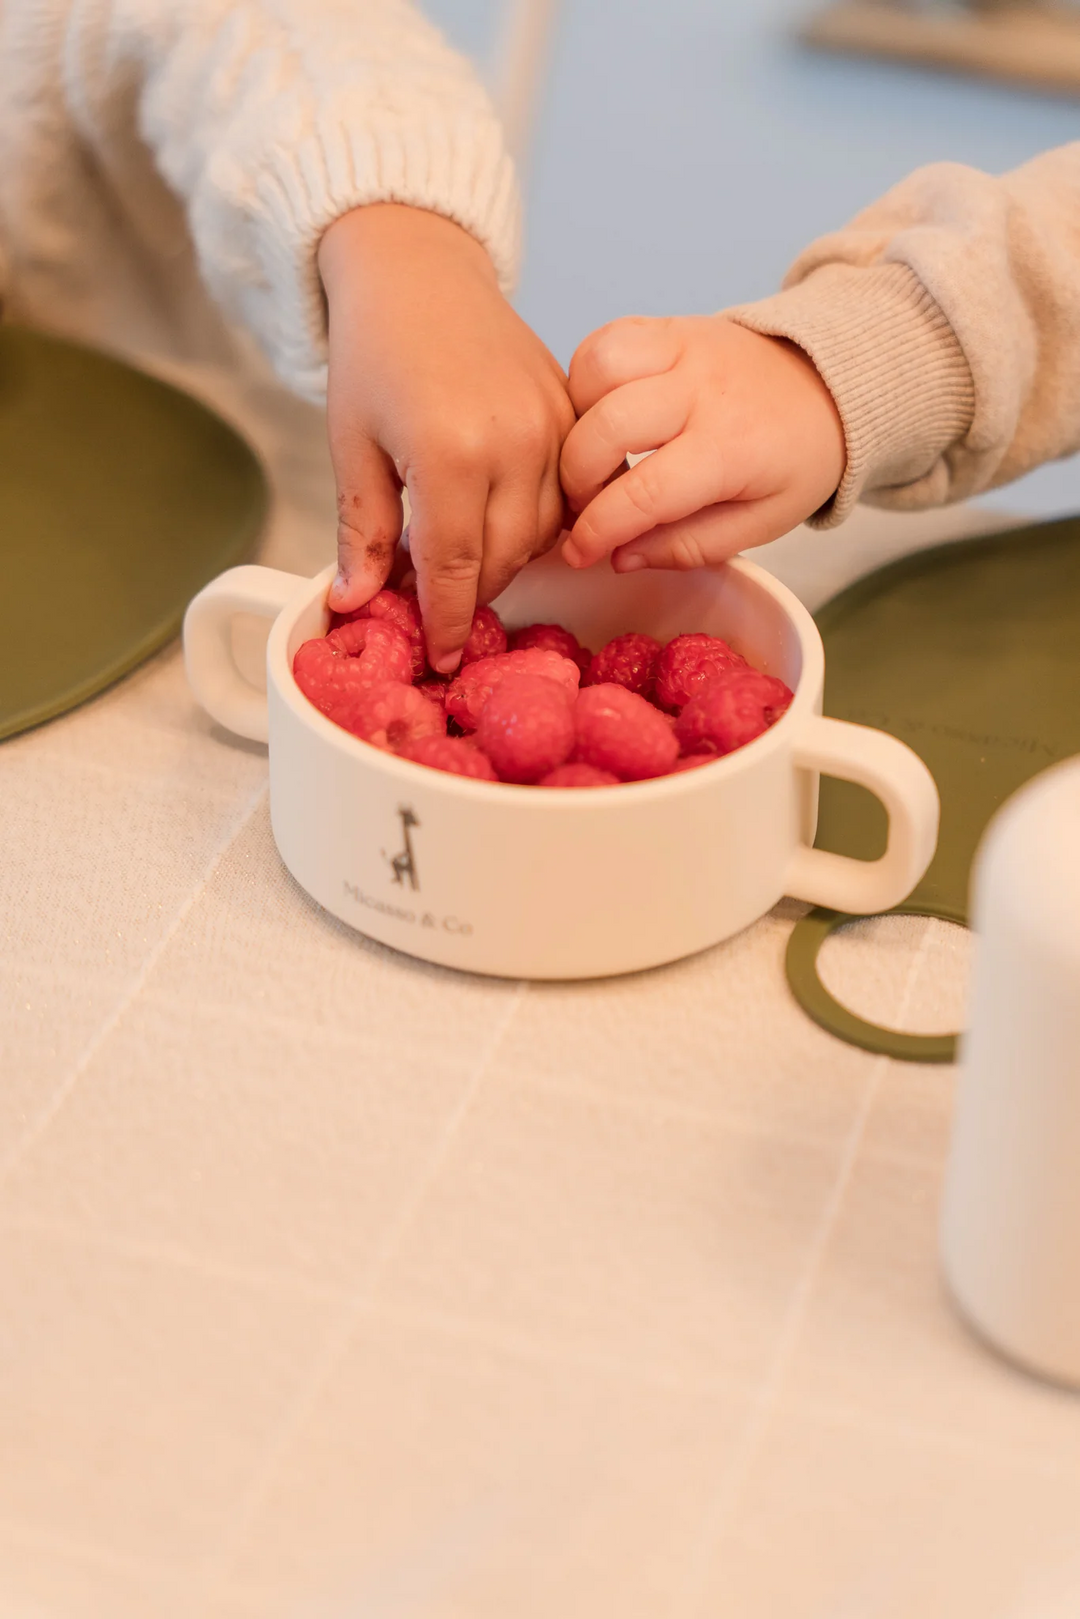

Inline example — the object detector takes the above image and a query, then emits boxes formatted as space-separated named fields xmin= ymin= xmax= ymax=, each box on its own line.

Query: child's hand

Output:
xmin=319 ymin=205 xmax=574 ymax=672
xmin=559 ymin=317 xmax=846 ymax=574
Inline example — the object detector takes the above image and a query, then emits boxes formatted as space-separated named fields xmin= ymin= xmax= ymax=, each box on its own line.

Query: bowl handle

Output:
xmin=785 ymin=715 xmax=940 ymax=914
xmin=183 ymin=565 xmax=307 ymax=743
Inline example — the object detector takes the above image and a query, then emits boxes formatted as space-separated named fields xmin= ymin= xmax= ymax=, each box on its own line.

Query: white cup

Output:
xmin=182 ymin=553 xmax=939 ymax=980
xmin=941 ymin=757 xmax=1080 ymax=1388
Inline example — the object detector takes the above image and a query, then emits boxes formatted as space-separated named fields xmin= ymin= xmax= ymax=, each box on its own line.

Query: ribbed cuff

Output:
xmin=727 ymin=262 xmax=975 ymax=526
xmin=215 ymin=109 xmax=521 ymax=403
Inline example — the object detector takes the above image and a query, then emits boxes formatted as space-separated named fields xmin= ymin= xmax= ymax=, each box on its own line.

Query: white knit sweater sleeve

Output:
xmin=60 ymin=0 xmax=520 ymax=398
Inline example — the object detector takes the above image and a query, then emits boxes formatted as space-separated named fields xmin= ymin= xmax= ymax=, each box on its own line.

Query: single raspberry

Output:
xmin=339 ymin=681 xmax=446 ymax=751
xmin=654 ymin=633 xmax=748 ymax=711
xmin=509 ymin=622 xmax=591 ymax=675
xmin=573 ymin=684 xmax=679 ymax=781
xmin=540 ymin=762 xmax=620 ymax=788
xmin=292 ymin=641 xmax=365 ymax=716
xmin=399 ymin=735 xmax=498 ymax=780
xmin=476 ymin=674 xmax=576 ymax=785
xmin=585 ymin=632 xmax=661 ymax=697
xmin=461 ymin=604 xmax=508 ymax=666
xmin=446 ymin=648 xmax=580 ymax=732
xmin=415 ymin=677 xmax=449 ymax=715
xmin=331 ymin=589 xmax=427 ymax=679
xmin=296 ymin=660 xmax=367 ymax=731
xmin=674 ymin=666 xmax=794 ymax=756
xmin=325 ymin=620 xmax=414 ymax=686
xmin=671 ymin=753 xmax=715 ymax=773
xmin=293 ymin=635 xmax=341 ymax=706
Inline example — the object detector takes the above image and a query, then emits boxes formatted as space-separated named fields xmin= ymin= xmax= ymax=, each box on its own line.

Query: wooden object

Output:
xmin=804 ymin=2 xmax=1080 ymax=95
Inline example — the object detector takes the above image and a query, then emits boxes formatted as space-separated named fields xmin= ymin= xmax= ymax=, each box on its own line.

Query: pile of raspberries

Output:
xmin=292 ymin=588 xmax=793 ymax=787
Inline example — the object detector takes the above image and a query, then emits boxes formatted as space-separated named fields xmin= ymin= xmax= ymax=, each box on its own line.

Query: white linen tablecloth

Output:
xmin=3 ymin=377 xmax=1079 ymax=1619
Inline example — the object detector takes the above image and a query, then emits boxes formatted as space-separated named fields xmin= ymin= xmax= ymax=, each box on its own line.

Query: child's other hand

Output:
xmin=559 ymin=317 xmax=845 ymax=574
xmin=319 ymin=205 xmax=574 ymax=672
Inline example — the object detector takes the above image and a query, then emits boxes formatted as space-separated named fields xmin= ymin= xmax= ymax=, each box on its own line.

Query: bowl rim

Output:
xmin=265 ymin=558 xmax=824 ymax=807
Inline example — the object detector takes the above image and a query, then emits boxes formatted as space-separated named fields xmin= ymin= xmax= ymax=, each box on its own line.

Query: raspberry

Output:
xmin=326 ymin=620 xmax=414 ymax=686
xmin=446 ymin=648 xmax=581 ymax=732
xmin=338 ymin=681 xmax=445 ymax=751
xmin=540 ymin=762 xmax=619 ymax=788
xmin=415 ymin=677 xmax=449 ymax=715
xmin=674 ymin=666 xmax=794 ymax=756
xmin=585 ymin=632 xmax=661 ymax=697
xmin=654 ymin=633 xmax=748 ymax=711
xmin=332 ymin=589 xmax=427 ymax=679
xmin=573 ymin=684 xmax=679 ymax=781
xmin=292 ymin=643 xmax=360 ymax=715
xmin=476 ymin=674 xmax=576 ymax=785
xmin=509 ymin=622 xmax=591 ymax=675
xmin=293 ymin=635 xmax=340 ymax=702
xmin=671 ymin=753 xmax=714 ymax=773
xmin=461 ymin=605 xmax=508 ymax=666
xmin=293 ymin=620 xmax=416 ymax=734
xmin=399 ymin=735 xmax=498 ymax=780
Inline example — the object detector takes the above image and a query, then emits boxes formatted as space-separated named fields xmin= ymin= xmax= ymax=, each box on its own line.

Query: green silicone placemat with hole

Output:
xmin=0 ymin=325 xmax=268 ymax=741
xmin=785 ymin=515 xmax=1080 ymax=1063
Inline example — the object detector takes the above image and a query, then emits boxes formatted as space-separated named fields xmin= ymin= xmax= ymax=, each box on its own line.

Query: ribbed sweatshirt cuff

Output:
xmin=727 ymin=262 xmax=975 ymax=526
xmin=215 ymin=110 xmax=521 ymax=403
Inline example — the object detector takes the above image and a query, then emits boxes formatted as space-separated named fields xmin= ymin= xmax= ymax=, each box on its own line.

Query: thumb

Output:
xmin=327 ymin=438 xmax=405 ymax=613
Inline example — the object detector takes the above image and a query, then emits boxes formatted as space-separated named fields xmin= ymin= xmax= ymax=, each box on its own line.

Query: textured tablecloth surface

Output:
xmin=3 ymin=379 xmax=1080 ymax=1619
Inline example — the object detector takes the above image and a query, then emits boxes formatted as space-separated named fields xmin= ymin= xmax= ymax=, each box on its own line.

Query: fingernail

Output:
xmin=327 ymin=569 xmax=350 ymax=607
xmin=562 ymin=540 xmax=583 ymax=569
xmin=615 ymin=552 xmax=647 ymax=573
xmin=434 ymin=651 xmax=461 ymax=676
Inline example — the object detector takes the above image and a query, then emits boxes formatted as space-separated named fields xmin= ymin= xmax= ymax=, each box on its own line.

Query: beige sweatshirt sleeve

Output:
xmin=726 ymin=143 xmax=1080 ymax=524
xmin=54 ymin=0 xmax=519 ymax=399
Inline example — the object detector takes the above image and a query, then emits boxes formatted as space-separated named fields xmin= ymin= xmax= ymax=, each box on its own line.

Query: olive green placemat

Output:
xmin=0 ymin=325 xmax=267 ymax=740
xmin=786 ymin=516 xmax=1080 ymax=1063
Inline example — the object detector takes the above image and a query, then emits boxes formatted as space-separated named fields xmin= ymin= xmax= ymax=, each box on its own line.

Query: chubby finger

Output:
xmin=537 ymin=460 xmax=570 ymax=557
xmin=327 ymin=439 xmax=405 ymax=612
xmin=568 ymin=316 xmax=682 ymax=416
xmin=407 ymin=468 xmax=488 ymax=673
xmin=611 ymin=491 xmax=803 ymax=573
xmin=562 ymin=429 xmax=730 ymax=568
xmin=560 ymin=373 xmax=690 ymax=514
xmin=475 ymin=479 xmax=539 ymax=607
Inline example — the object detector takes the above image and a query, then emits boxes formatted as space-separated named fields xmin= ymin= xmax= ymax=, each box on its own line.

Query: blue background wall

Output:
xmin=424 ymin=0 xmax=1080 ymax=518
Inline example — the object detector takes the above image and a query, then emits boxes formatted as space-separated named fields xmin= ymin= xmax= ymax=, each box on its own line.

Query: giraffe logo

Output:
xmin=383 ymin=805 xmax=420 ymax=891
